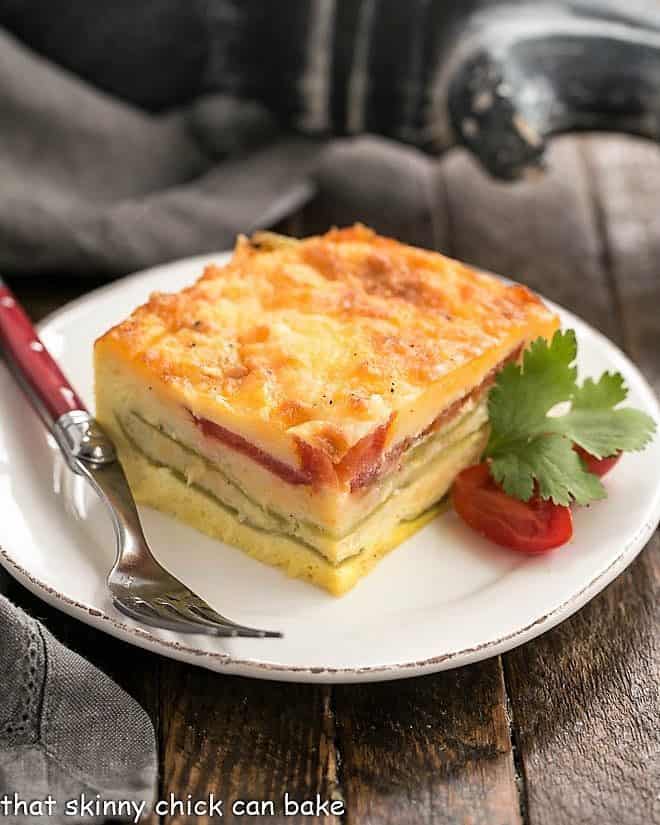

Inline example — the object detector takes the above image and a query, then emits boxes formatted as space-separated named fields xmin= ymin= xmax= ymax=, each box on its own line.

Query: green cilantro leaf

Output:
xmin=555 ymin=371 xmax=655 ymax=458
xmin=554 ymin=407 xmax=656 ymax=460
xmin=486 ymin=330 xmax=578 ymax=455
xmin=484 ymin=330 xmax=656 ymax=504
xmin=489 ymin=434 xmax=606 ymax=506
xmin=572 ymin=372 xmax=627 ymax=409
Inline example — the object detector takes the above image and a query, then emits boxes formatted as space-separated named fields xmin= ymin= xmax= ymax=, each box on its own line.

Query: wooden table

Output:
xmin=2 ymin=133 xmax=658 ymax=825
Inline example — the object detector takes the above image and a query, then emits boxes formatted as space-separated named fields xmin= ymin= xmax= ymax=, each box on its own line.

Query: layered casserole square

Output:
xmin=94 ymin=225 xmax=559 ymax=594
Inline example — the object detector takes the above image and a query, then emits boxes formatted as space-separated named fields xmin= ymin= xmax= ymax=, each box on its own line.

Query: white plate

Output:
xmin=1 ymin=253 xmax=659 ymax=683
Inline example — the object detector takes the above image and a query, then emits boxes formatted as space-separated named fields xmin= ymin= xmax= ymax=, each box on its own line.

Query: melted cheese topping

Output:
xmin=95 ymin=225 xmax=559 ymax=469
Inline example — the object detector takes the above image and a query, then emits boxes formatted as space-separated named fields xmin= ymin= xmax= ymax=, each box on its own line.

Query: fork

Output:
xmin=0 ymin=278 xmax=282 ymax=639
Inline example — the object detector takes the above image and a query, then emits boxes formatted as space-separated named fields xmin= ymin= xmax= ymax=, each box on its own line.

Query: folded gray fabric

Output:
xmin=0 ymin=24 xmax=441 ymax=279
xmin=313 ymin=137 xmax=440 ymax=250
xmin=0 ymin=27 xmax=320 ymax=276
xmin=0 ymin=594 xmax=156 ymax=823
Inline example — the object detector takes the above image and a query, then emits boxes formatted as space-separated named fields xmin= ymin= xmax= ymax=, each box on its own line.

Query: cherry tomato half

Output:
xmin=452 ymin=463 xmax=573 ymax=555
xmin=573 ymin=444 xmax=622 ymax=478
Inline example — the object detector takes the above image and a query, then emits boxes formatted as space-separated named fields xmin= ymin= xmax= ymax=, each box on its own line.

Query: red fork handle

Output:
xmin=0 ymin=280 xmax=86 ymax=422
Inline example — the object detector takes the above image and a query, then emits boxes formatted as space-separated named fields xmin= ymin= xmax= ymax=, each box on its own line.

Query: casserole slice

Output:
xmin=95 ymin=225 xmax=559 ymax=594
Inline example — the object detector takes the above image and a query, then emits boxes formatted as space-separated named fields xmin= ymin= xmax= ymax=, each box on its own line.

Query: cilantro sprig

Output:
xmin=484 ymin=330 xmax=656 ymax=506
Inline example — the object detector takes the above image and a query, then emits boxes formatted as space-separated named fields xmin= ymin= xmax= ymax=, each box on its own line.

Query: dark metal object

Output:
xmin=2 ymin=0 xmax=660 ymax=180
xmin=445 ymin=5 xmax=660 ymax=178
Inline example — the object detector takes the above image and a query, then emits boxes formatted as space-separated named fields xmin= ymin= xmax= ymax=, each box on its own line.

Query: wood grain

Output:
xmin=334 ymin=664 xmax=522 ymax=825
xmin=500 ymin=134 xmax=660 ymax=825
xmin=159 ymin=664 xmax=341 ymax=824
xmin=583 ymin=135 xmax=660 ymax=390
xmin=301 ymin=155 xmax=523 ymax=825
xmin=439 ymin=133 xmax=660 ymax=825
xmin=3 ymin=132 xmax=659 ymax=825
xmin=504 ymin=548 xmax=659 ymax=825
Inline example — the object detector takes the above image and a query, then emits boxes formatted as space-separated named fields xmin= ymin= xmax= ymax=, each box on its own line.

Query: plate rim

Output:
xmin=1 ymin=252 xmax=659 ymax=683
xmin=1 ymin=512 xmax=656 ymax=683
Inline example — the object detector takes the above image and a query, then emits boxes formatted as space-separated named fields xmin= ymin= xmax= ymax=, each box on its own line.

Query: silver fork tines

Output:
xmin=61 ymin=413 xmax=283 ymax=639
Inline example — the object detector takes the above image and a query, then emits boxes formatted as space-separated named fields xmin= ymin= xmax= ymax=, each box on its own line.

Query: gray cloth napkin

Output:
xmin=0 ymin=23 xmax=448 ymax=276
xmin=0 ymin=27 xmax=322 ymax=276
xmin=0 ymin=593 xmax=157 ymax=823
xmin=0 ymin=25 xmax=443 ymax=279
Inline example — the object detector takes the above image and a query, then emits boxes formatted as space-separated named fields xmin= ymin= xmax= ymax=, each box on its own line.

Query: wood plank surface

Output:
xmin=584 ymin=135 xmax=660 ymax=388
xmin=159 ymin=666 xmax=341 ymax=824
xmin=150 ymin=177 xmax=523 ymax=825
xmin=441 ymin=133 xmax=660 ymax=825
xmin=3 ymin=132 xmax=659 ymax=825
xmin=585 ymin=138 xmax=660 ymax=825
xmin=297 ymin=161 xmax=524 ymax=825
xmin=504 ymin=546 xmax=659 ymax=825
xmin=334 ymin=665 xmax=522 ymax=825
